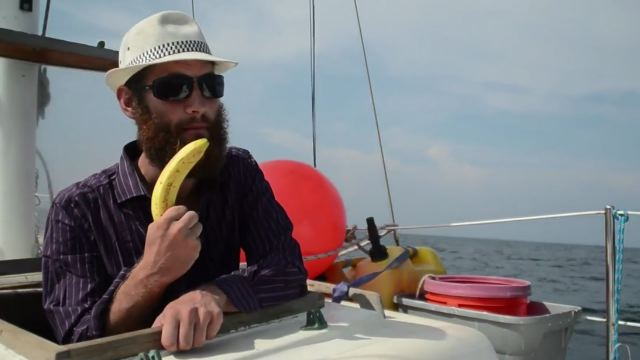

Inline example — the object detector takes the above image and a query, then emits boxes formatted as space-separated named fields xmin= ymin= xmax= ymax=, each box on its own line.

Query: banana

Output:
xmin=151 ymin=138 xmax=210 ymax=221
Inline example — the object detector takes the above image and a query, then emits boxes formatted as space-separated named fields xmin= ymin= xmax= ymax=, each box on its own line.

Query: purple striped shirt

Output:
xmin=42 ymin=141 xmax=308 ymax=344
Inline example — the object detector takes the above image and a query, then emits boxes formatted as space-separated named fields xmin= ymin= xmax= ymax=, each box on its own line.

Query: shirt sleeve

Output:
xmin=42 ymin=198 xmax=129 ymax=344
xmin=214 ymin=153 xmax=308 ymax=312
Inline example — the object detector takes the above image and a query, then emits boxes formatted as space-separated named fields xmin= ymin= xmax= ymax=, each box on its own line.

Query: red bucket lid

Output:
xmin=424 ymin=275 xmax=531 ymax=298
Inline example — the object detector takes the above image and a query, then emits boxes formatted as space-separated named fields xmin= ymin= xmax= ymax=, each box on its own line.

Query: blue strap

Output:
xmin=613 ymin=211 xmax=629 ymax=360
xmin=332 ymin=248 xmax=411 ymax=303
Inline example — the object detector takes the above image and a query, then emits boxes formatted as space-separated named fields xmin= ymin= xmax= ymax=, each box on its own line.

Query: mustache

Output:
xmin=174 ymin=115 xmax=213 ymax=132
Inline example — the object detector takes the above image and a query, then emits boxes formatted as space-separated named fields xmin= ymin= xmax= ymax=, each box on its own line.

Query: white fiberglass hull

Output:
xmin=163 ymin=301 xmax=497 ymax=360
xmin=0 ymin=300 xmax=497 ymax=360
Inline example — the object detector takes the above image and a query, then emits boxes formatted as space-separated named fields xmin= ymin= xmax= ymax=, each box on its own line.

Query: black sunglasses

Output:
xmin=142 ymin=73 xmax=224 ymax=101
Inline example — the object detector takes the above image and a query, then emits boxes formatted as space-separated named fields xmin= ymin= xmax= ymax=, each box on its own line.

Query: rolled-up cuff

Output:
xmin=214 ymin=274 xmax=260 ymax=312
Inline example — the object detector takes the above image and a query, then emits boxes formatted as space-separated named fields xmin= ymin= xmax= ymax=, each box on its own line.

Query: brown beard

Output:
xmin=133 ymin=99 xmax=229 ymax=181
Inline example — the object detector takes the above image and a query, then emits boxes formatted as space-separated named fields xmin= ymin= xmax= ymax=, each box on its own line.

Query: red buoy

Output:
xmin=253 ymin=160 xmax=347 ymax=279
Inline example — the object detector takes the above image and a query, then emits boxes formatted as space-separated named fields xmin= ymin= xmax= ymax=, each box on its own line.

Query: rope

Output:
xmin=612 ymin=211 xmax=629 ymax=360
xmin=309 ymin=0 xmax=317 ymax=167
xmin=352 ymin=0 xmax=399 ymax=245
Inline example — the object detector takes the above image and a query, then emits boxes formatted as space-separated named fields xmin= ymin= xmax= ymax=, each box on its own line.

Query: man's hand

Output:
xmin=105 ymin=205 xmax=203 ymax=336
xmin=152 ymin=289 xmax=224 ymax=352
xmin=138 ymin=205 xmax=203 ymax=285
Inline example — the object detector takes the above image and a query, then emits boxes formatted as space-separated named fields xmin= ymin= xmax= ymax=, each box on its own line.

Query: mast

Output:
xmin=0 ymin=0 xmax=40 ymax=259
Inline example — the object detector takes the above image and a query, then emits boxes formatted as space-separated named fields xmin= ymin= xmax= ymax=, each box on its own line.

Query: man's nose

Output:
xmin=184 ymin=85 xmax=209 ymax=115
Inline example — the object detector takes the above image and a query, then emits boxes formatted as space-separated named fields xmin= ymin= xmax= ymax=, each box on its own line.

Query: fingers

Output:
xmin=192 ymin=308 xmax=210 ymax=348
xmin=178 ymin=308 xmax=197 ymax=351
xmin=176 ymin=210 xmax=199 ymax=229
xmin=160 ymin=315 xmax=180 ymax=352
xmin=152 ymin=313 xmax=164 ymax=328
xmin=160 ymin=205 xmax=189 ymax=224
xmin=206 ymin=309 xmax=223 ymax=340
xmin=174 ymin=210 xmax=202 ymax=241
xmin=159 ymin=308 xmax=210 ymax=352
xmin=188 ymin=222 xmax=203 ymax=239
xmin=157 ymin=291 xmax=224 ymax=352
xmin=160 ymin=207 xmax=202 ymax=240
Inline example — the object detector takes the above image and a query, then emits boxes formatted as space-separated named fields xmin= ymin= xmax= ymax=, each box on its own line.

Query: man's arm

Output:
xmin=147 ymin=152 xmax=307 ymax=352
xmin=42 ymin=195 xmax=203 ymax=343
xmin=42 ymin=200 xmax=121 ymax=344
xmin=102 ymin=263 xmax=166 ymax=335
xmin=196 ymin=282 xmax=237 ymax=312
xmin=105 ymin=206 xmax=203 ymax=335
xmin=212 ymin=152 xmax=308 ymax=312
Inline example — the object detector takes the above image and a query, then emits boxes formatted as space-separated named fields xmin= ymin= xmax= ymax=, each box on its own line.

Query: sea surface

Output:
xmin=389 ymin=234 xmax=640 ymax=360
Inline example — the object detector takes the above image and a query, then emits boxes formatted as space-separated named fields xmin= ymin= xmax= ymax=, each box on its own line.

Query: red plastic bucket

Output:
xmin=423 ymin=275 xmax=531 ymax=316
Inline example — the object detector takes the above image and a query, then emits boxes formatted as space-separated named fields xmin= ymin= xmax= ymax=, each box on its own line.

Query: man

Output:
xmin=42 ymin=11 xmax=308 ymax=351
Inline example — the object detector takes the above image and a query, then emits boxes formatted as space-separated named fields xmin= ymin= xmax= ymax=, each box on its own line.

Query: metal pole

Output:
xmin=604 ymin=206 xmax=615 ymax=360
xmin=0 ymin=0 xmax=39 ymax=260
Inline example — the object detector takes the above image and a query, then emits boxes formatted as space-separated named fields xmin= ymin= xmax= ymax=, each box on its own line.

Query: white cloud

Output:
xmin=360 ymin=0 xmax=640 ymax=94
xmin=197 ymin=1 xmax=314 ymax=66
xmin=259 ymin=128 xmax=312 ymax=154
xmin=258 ymin=126 xmax=639 ymax=245
xmin=424 ymin=144 xmax=490 ymax=185
xmin=46 ymin=1 xmax=148 ymax=48
xmin=49 ymin=0 xmax=640 ymax=96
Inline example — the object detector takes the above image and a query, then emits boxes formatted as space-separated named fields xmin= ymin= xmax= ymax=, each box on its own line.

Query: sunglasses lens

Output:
xmin=199 ymin=74 xmax=224 ymax=99
xmin=152 ymin=75 xmax=193 ymax=101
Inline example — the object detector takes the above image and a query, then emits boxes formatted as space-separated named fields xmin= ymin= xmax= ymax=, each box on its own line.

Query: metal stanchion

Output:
xmin=604 ymin=206 xmax=615 ymax=360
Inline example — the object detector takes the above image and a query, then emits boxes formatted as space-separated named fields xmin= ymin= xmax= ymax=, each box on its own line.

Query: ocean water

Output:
xmin=391 ymin=234 xmax=640 ymax=360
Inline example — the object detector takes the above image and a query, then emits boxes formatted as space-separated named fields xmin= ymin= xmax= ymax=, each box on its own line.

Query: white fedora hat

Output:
xmin=105 ymin=11 xmax=238 ymax=92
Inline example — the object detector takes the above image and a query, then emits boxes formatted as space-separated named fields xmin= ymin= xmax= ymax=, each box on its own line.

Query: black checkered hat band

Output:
xmin=127 ymin=40 xmax=212 ymax=66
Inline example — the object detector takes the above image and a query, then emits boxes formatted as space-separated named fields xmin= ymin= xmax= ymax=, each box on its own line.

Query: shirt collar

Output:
xmin=114 ymin=141 xmax=150 ymax=203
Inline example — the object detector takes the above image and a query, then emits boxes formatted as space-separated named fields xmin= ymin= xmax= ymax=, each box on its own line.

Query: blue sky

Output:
xmin=34 ymin=0 xmax=639 ymax=246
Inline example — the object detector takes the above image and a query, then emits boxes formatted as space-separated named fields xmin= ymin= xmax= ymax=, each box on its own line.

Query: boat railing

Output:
xmin=343 ymin=206 xmax=638 ymax=360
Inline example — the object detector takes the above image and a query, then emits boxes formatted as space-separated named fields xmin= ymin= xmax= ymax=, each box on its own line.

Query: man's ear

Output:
xmin=116 ymin=86 xmax=140 ymax=120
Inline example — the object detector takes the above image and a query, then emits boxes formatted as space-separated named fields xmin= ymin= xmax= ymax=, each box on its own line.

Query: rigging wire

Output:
xmin=41 ymin=0 xmax=52 ymax=36
xmin=353 ymin=0 xmax=399 ymax=245
xmin=36 ymin=148 xmax=55 ymax=204
xmin=309 ymin=0 xmax=317 ymax=167
xmin=191 ymin=0 xmax=196 ymax=21
xmin=37 ymin=0 xmax=55 ymax=255
xmin=38 ymin=0 xmax=54 ymax=197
